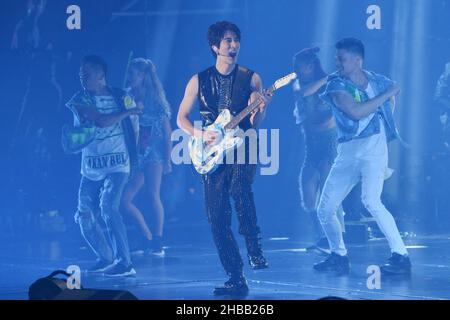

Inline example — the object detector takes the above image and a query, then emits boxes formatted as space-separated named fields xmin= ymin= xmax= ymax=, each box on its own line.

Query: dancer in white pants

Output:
xmin=313 ymin=37 xmax=411 ymax=275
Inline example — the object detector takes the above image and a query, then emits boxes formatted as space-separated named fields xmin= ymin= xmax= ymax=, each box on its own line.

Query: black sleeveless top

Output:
xmin=198 ymin=65 xmax=254 ymax=130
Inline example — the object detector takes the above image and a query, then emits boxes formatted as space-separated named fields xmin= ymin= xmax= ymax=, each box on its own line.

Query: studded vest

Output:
xmin=198 ymin=65 xmax=254 ymax=130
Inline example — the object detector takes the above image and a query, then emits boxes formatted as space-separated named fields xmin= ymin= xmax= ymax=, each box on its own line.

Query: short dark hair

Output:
xmin=207 ymin=21 xmax=241 ymax=57
xmin=335 ymin=37 xmax=365 ymax=59
xmin=81 ymin=55 xmax=108 ymax=76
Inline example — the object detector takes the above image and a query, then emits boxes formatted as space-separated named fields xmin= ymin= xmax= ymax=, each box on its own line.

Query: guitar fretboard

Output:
xmin=224 ymin=84 xmax=276 ymax=130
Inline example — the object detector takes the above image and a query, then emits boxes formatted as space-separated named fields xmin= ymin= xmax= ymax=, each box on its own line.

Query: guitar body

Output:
xmin=188 ymin=109 xmax=243 ymax=174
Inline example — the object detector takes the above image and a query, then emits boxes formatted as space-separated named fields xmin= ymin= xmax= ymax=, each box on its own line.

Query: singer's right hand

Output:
xmin=202 ymin=130 xmax=220 ymax=145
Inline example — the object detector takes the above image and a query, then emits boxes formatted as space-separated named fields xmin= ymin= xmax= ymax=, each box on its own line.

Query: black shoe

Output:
xmin=313 ymin=253 xmax=350 ymax=274
xmin=380 ymin=253 xmax=411 ymax=275
xmin=87 ymin=259 xmax=117 ymax=273
xmin=104 ymin=263 xmax=136 ymax=277
xmin=248 ymin=255 xmax=269 ymax=270
xmin=213 ymin=275 xmax=249 ymax=296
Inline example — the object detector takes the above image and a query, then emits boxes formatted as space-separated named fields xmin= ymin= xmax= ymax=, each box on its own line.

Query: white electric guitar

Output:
xmin=189 ymin=72 xmax=297 ymax=174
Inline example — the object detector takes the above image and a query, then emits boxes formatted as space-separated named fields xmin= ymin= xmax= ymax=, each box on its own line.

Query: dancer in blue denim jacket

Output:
xmin=322 ymin=70 xmax=404 ymax=145
xmin=313 ymin=38 xmax=411 ymax=275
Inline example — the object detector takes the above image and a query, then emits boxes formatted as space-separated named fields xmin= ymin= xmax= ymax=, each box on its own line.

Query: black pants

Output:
xmin=203 ymin=163 xmax=262 ymax=277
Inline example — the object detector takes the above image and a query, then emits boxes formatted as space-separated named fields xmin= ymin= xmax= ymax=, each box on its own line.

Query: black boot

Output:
xmin=380 ymin=253 xmax=411 ymax=275
xmin=213 ymin=274 xmax=249 ymax=296
xmin=313 ymin=253 xmax=350 ymax=274
xmin=246 ymin=235 xmax=269 ymax=270
xmin=248 ymin=254 xmax=269 ymax=270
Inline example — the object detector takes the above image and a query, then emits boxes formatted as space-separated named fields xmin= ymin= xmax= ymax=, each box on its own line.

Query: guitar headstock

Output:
xmin=273 ymin=72 xmax=297 ymax=90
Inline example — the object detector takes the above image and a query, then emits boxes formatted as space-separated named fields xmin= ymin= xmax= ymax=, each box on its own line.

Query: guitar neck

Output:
xmin=224 ymin=84 xmax=276 ymax=130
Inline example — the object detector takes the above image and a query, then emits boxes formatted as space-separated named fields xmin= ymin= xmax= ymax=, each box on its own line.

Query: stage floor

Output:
xmin=1 ymin=226 xmax=450 ymax=300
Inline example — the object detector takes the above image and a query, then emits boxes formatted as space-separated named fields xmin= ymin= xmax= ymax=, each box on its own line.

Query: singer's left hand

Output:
xmin=252 ymin=90 xmax=273 ymax=114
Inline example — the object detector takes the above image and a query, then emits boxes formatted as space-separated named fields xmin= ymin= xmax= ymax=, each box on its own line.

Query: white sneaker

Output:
xmin=148 ymin=248 xmax=165 ymax=257
xmin=87 ymin=259 xmax=118 ymax=273
xmin=103 ymin=263 xmax=136 ymax=277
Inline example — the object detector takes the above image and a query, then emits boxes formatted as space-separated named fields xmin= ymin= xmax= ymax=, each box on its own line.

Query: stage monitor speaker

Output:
xmin=317 ymin=296 xmax=347 ymax=300
xmin=51 ymin=288 xmax=137 ymax=300
xmin=29 ymin=270 xmax=138 ymax=300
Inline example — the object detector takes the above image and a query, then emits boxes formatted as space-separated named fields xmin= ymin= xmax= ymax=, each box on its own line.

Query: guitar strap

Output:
xmin=229 ymin=65 xmax=253 ymax=115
